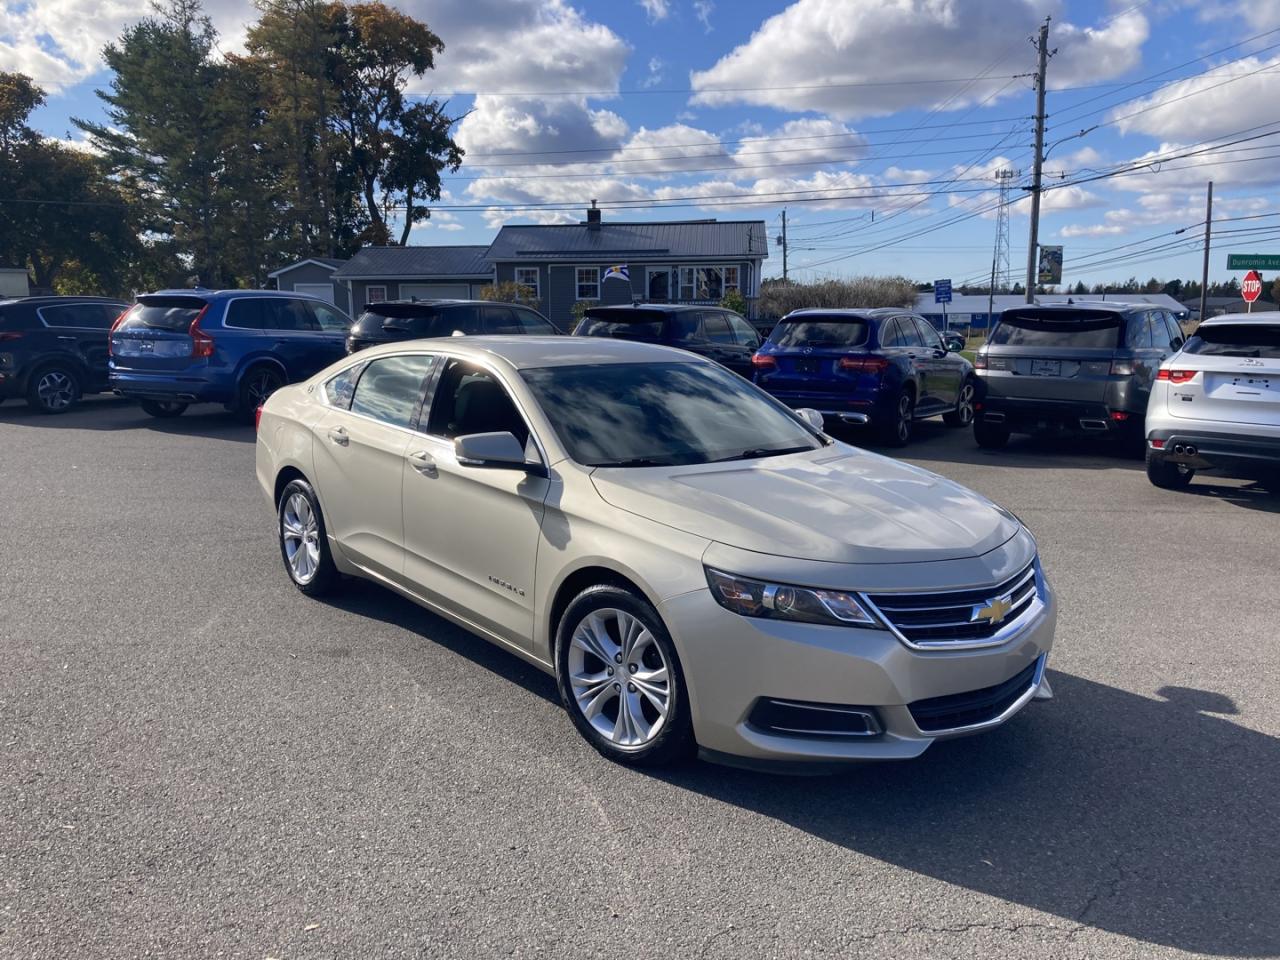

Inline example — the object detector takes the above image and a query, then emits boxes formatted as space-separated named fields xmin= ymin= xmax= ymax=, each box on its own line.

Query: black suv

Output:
xmin=574 ymin=304 xmax=761 ymax=377
xmin=0 ymin=296 xmax=131 ymax=413
xmin=973 ymin=301 xmax=1186 ymax=448
xmin=346 ymin=299 xmax=560 ymax=354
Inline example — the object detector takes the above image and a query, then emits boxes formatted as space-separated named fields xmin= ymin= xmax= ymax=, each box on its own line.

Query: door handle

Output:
xmin=56 ymin=335 xmax=77 ymax=342
xmin=407 ymin=450 xmax=438 ymax=476
xmin=327 ymin=427 xmax=349 ymax=446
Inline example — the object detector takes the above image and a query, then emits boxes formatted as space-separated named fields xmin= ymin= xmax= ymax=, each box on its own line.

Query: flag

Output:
xmin=602 ymin=264 xmax=629 ymax=283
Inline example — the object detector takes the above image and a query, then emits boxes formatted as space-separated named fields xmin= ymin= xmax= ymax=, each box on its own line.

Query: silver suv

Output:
xmin=1145 ymin=312 xmax=1280 ymax=490
xmin=974 ymin=302 xmax=1186 ymax=448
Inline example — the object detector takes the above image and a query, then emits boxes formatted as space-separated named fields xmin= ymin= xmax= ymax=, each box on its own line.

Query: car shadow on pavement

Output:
xmin=0 ymin=397 xmax=255 ymax=442
xmin=656 ymin=673 xmax=1280 ymax=957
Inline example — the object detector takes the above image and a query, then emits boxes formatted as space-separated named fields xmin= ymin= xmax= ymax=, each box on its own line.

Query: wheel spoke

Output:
xmin=631 ymin=674 xmax=669 ymax=715
xmin=572 ymin=673 xmax=616 ymax=719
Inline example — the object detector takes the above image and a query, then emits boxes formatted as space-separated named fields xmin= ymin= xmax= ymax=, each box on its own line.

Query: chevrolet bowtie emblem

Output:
xmin=973 ymin=596 xmax=1013 ymax=626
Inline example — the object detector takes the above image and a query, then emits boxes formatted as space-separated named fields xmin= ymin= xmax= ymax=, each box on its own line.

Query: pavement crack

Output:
xmin=1076 ymin=852 xmax=1126 ymax=923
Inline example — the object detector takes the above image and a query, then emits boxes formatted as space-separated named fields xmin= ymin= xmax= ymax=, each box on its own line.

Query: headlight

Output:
xmin=705 ymin=568 xmax=882 ymax=628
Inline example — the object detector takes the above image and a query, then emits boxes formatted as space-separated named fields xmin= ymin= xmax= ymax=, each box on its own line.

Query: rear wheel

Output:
xmin=237 ymin=366 xmax=284 ymax=422
xmin=877 ymin=388 xmax=914 ymax=446
xmin=26 ymin=364 xmax=81 ymax=414
xmin=139 ymin=399 xmax=188 ymax=418
xmin=974 ymin=418 xmax=1010 ymax=449
xmin=1146 ymin=449 xmax=1194 ymax=489
xmin=277 ymin=478 xmax=339 ymax=595
xmin=555 ymin=585 xmax=694 ymax=768
xmin=943 ymin=379 xmax=976 ymax=427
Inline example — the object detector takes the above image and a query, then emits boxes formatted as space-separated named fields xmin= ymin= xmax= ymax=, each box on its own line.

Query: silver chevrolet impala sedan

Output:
xmin=255 ymin=337 xmax=1056 ymax=768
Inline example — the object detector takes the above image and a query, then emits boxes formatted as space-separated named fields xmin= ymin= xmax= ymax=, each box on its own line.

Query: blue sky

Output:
xmin=6 ymin=0 xmax=1280 ymax=286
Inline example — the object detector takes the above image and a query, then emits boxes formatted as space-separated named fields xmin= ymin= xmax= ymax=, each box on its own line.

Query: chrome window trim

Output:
xmin=904 ymin=654 xmax=1047 ymax=739
xmin=859 ymin=558 xmax=1046 ymax=652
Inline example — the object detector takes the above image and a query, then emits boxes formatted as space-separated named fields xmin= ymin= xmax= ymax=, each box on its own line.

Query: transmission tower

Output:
xmin=991 ymin=168 xmax=1019 ymax=293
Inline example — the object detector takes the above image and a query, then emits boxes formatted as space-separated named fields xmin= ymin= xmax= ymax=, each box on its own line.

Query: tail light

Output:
xmin=107 ymin=306 xmax=133 ymax=356
xmin=751 ymin=353 xmax=776 ymax=370
xmin=189 ymin=305 xmax=213 ymax=358
xmin=1150 ymin=438 xmax=1165 ymax=449
xmin=1157 ymin=369 xmax=1196 ymax=384
xmin=255 ymin=403 xmax=265 ymax=432
xmin=838 ymin=355 xmax=890 ymax=374
xmin=1109 ymin=411 xmax=1130 ymax=422
xmin=1110 ymin=359 xmax=1136 ymax=376
xmin=974 ymin=354 xmax=988 ymax=369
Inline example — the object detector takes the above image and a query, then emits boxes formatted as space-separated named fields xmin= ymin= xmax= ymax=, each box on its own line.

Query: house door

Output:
xmin=646 ymin=267 xmax=672 ymax=303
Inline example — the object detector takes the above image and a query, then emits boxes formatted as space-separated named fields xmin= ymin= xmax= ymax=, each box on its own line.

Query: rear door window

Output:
xmin=39 ymin=303 xmax=124 ymax=329
xmin=1125 ymin=315 xmax=1154 ymax=349
xmin=514 ymin=307 xmax=558 ymax=335
xmin=769 ymin=317 xmax=870 ymax=348
xmin=1182 ymin=324 xmax=1280 ymax=359
xmin=702 ymin=311 xmax=735 ymax=344
xmin=990 ymin=310 xmax=1123 ymax=349
xmin=482 ymin=305 xmax=522 ymax=335
xmin=122 ymin=298 xmax=207 ymax=332
xmin=348 ymin=354 xmax=436 ymax=428
xmin=266 ymin=299 xmax=321 ymax=332
xmin=725 ymin=313 xmax=759 ymax=347
xmin=441 ymin=305 xmax=482 ymax=334
xmin=310 ymin=303 xmax=349 ymax=332
xmin=894 ymin=316 xmax=924 ymax=348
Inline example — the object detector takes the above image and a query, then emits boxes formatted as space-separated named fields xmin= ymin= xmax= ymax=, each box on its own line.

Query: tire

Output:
xmin=1146 ymin=449 xmax=1194 ymax=490
xmin=25 ymin=364 xmax=81 ymax=414
xmin=555 ymin=585 xmax=694 ymax=768
xmin=943 ymin=379 xmax=977 ymax=427
xmin=139 ymin=399 xmax=188 ymax=418
xmin=877 ymin=387 xmax=915 ymax=447
xmin=237 ymin=365 xmax=284 ymax=422
xmin=277 ymin=478 xmax=339 ymax=596
xmin=974 ymin=418 xmax=1011 ymax=449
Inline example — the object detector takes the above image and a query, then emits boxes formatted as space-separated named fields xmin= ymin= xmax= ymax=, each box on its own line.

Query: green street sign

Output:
xmin=1227 ymin=254 xmax=1280 ymax=270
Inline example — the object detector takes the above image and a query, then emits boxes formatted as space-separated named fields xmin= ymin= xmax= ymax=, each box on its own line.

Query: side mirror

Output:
xmin=795 ymin=407 xmax=825 ymax=432
xmin=454 ymin=431 xmax=530 ymax=469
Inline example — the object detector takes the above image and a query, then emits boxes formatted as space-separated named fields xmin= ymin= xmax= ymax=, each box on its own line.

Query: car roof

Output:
xmin=144 ymin=288 xmax=328 ymax=300
xmin=352 ymin=335 xmax=707 ymax=369
xmin=1011 ymin=300 xmax=1143 ymax=314
xmin=780 ymin=307 xmax=902 ymax=319
xmin=366 ymin=298 xmax=496 ymax=307
xmin=1197 ymin=311 xmax=1280 ymax=326
xmin=2 ymin=295 xmax=129 ymax=305
xmin=584 ymin=303 xmax=705 ymax=313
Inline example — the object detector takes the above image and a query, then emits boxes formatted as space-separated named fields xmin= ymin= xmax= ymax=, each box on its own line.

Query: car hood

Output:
xmin=590 ymin=444 xmax=1019 ymax=564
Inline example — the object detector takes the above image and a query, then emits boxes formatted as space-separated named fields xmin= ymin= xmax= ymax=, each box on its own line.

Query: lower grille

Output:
xmin=747 ymin=698 xmax=881 ymax=739
xmin=908 ymin=658 xmax=1040 ymax=732
xmin=865 ymin=561 xmax=1039 ymax=648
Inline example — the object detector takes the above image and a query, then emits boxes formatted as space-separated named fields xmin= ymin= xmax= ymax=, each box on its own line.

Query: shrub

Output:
xmin=570 ymin=299 xmax=597 ymax=327
xmin=480 ymin=280 xmax=539 ymax=307
xmin=719 ymin=289 xmax=749 ymax=316
xmin=757 ymin=276 xmax=917 ymax=319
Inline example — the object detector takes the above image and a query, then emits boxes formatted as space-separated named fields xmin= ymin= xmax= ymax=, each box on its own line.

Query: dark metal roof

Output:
xmin=485 ymin=220 xmax=769 ymax=261
xmin=333 ymin=246 xmax=492 ymax=279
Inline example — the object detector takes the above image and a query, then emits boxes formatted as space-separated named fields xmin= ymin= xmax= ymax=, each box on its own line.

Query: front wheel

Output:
xmin=26 ymin=365 xmax=81 ymax=414
xmin=140 ymin=399 xmax=188 ymax=418
xmin=277 ymin=478 xmax=339 ymax=595
xmin=1146 ymin=449 xmax=1195 ymax=490
xmin=943 ymin=380 xmax=976 ymax=427
xmin=556 ymin=585 xmax=694 ymax=767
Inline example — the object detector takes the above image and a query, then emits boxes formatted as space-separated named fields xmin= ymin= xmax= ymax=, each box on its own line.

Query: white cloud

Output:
xmin=694 ymin=0 xmax=715 ymax=32
xmin=1107 ymin=53 xmax=1280 ymax=140
xmin=641 ymin=57 xmax=665 ymax=89
xmin=1059 ymin=223 xmax=1127 ymax=238
xmin=690 ymin=1 xmax=1147 ymax=121
xmin=456 ymin=95 xmax=628 ymax=165
xmin=638 ymin=0 xmax=670 ymax=22
xmin=611 ymin=123 xmax=726 ymax=174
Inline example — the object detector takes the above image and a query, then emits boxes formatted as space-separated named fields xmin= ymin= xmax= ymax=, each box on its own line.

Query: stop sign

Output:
xmin=1243 ymin=269 xmax=1263 ymax=303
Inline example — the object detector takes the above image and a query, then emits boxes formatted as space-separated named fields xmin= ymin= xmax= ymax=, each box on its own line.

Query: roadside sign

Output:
xmin=1227 ymin=253 xmax=1280 ymax=270
xmin=1242 ymin=269 xmax=1263 ymax=306
xmin=1037 ymin=245 xmax=1063 ymax=284
xmin=934 ymin=279 xmax=952 ymax=303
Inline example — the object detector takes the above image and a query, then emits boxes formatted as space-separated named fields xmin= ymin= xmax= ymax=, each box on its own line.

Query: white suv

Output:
xmin=1145 ymin=312 xmax=1280 ymax=490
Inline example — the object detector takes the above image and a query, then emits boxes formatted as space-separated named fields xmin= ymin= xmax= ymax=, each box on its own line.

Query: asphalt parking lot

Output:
xmin=2 ymin=396 xmax=1278 ymax=960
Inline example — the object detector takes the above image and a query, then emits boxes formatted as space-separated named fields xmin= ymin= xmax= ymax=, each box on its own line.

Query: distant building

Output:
xmin=1184 ymin=296 xmax=1278 ymax=319
xmin=915 ymin=292 xmax=1191 ymax=331
xmin=267 ymin=258 xmax=350 ymax=314
xmin=0 ymin=268 xmax=30 ymax=298
xmin=333 ymin=246 xmax=493 ymax=313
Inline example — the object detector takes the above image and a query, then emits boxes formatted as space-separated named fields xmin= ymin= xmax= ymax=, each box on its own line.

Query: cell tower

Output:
xmin=991 ymin=168 xmax=1019 ymax=293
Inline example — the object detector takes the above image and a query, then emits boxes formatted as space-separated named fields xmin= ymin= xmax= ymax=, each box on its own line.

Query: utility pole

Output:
xmin=1199 ymin=181 xmax=1213 ymax=322
xmin=781 ymin=209 xmax=789 ymax=281
xmin=1024 ymin=17 xmax=1051 ymax=303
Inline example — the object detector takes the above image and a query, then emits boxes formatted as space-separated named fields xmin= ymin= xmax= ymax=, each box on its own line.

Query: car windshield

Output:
xmin=520 ymin=361 xmax=824 ymax=467
xmin=769 ymin=317 xmax=870 ymax=348
xmin=576 ymin=310 xmax=699 ymax=342
xmin=353 ymin=305 xmax=450 ymax=338
xmin=1182 ymin=323 xmax=1280 ymax=359
xmin=990 ymin=309 xmax=1123 ymax=349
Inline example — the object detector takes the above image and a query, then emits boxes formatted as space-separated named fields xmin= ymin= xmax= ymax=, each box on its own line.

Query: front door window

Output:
xmin=647 ymin=268 xmax=671 ymax=302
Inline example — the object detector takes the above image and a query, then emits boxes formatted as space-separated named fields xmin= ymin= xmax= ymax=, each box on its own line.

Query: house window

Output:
xmin=678 ymin=267 xmax=696 ymax=300
xmin=575 ymin=267 xmax=600 ymax=301
xmin=514 ymin=267 xmax=540 ymax=299
xmin=723 ymin=265 xmax=740 ymax=293
xmin=677 ymin=266 xmax=736 ymax=301
xmin=366 ymin=285 xmax=387 ymax=304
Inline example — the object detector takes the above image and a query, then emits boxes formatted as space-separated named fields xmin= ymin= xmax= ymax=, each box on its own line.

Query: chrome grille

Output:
xmin=864 ymin=561 xmax=1040 ymax=649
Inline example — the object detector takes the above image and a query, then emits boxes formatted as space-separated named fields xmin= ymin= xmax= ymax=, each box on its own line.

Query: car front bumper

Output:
xmin=658 ymin=569 xmax=1057 ymax=767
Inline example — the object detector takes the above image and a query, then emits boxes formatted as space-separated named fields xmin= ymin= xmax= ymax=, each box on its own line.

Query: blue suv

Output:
xmin=110 ymin=290 xmax=350 ymax=420
xmin=751 ymin=308 xmax=976 ymax=446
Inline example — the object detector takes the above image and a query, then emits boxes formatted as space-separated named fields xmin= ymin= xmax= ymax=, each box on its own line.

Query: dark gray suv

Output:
xmin=973 ymin=302 xmax=1186 ymax=448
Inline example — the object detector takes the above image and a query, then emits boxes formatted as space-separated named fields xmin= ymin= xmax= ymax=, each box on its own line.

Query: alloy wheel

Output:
xmin=955 ymin=382 xmax=976 ymax=425
xmin=895 ymin=393 xmax=913 ymax=443
xmin=281 ymin=491 xmax=321 ymax=584
xmin=567 ymin=607 xmax=671 ymax=748
xmin=246 ymin=370 xmax=282 ymax=409
xmin=37 ymin=371 xmax=75 ymax=411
